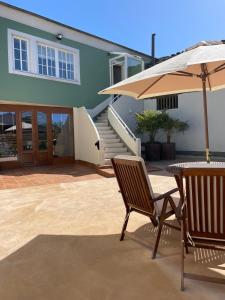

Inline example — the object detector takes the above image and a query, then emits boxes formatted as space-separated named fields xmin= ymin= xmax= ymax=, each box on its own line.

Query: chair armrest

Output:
xmin=153 ymin=188 xmax=179 ymax=202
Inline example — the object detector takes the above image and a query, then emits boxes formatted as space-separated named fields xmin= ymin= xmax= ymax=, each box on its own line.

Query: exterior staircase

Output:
xmin=94 ymin=110 xmax=133 ymax=165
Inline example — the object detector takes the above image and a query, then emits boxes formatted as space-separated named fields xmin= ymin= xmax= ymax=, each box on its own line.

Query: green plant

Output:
xmin=136 ymin=110 xmax=163 ymax=143
xmin=160 ymin=111 xmax=189 ymax=143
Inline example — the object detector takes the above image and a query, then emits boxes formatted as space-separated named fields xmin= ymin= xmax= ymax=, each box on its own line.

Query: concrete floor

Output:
xmin=0 ymin=167 xmax=225 ymax=299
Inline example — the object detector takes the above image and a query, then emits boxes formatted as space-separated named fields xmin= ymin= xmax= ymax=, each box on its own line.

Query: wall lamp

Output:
xmin=56 ymin=33 xmax=63 ymax=40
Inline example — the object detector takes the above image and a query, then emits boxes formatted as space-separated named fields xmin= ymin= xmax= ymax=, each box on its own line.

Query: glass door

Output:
xmin=36 ymin=111 xmax=52 ymax=165
xmin=51 ymin=112 xmax=74 ymax=162
xmin=0 ymin=111 xmax=18 ymax=162
xmin=20 ymin=111 xmax=34 ymax=165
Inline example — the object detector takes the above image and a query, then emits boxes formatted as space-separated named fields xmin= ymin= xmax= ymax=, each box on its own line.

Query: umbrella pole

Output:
xmin=201 ymin=73 xmax=210 ymax=163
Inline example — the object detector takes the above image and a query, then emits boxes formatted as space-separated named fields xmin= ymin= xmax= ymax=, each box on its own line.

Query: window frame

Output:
xmin=37 ymin=43 xmax=57 ymax=77
xmin=12 ymin=36 xmax=29 ymax=72
xmin=156 ymin=94 xmax=178 ymax=110
xmin=8 ymin=29 xmax=81 ymax=85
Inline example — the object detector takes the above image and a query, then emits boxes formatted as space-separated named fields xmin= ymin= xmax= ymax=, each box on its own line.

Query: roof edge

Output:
xmin=0 ymin=1 xmax=152 ymax=60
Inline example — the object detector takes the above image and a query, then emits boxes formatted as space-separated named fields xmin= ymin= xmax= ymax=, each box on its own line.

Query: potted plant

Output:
xmin=160 ymin=112 xmax=189 ymax=160
xmin=136 ymin=110 xmax=162 ymax=161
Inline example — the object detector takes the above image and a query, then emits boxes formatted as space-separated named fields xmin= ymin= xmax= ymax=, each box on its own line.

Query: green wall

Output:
xmin=0 ymin=16 xmax=111 ymax=108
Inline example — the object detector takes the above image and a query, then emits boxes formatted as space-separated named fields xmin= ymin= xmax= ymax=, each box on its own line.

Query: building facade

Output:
xmin=0 ymin=2 xmax=151 ymax=168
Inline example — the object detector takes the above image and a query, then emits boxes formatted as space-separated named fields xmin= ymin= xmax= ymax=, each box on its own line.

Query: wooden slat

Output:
xmin=203 ymin=175 xmax=209 ymax=233
xmin=186 ymin=176 xmax=192 ymax=232
xmin=191 ymin=176 xmax=197 ymax=232
xmin=197 ymin=176 xmax=203 ymax=232
xmin=210 ymin=176 xmax=214 ymax=234
xmin=223 ymin=176 xmax=225 ymax=235
xmin=216 ymin=176 xmax=221 ymax=234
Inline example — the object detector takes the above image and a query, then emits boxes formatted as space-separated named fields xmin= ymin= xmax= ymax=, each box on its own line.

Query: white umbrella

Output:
xmin=99 ymin=41 xmax=225 ymax=162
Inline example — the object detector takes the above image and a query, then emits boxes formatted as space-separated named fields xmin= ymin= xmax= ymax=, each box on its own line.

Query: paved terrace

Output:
xmin=0 ymin=161 xmax=224 ymax=299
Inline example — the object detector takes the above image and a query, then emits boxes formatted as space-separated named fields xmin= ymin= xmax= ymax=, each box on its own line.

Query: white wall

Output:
xmin=73 ymin=107 xmax=104 ymax=165
xmin=143 ymin=89 xmax=225 ymax=154
xmin=112 ymin=95 xmax=144 ymax=132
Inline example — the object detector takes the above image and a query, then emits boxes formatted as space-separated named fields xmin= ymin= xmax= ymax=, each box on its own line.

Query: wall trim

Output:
xmin=8 ymin=28 xmax=81 ymax=85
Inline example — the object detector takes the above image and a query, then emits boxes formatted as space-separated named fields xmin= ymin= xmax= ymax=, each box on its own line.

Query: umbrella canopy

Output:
xmin=99 ymin=41 xmax=225 ymax=162
xmin=100 ymin=42 xmax=225 ymax=99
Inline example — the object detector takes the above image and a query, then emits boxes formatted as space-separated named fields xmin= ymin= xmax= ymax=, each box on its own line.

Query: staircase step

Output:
xmin=99 ymin=113 xmax=107 ymax=117
xmin=104 ymin=152 xmax=132 ymax=159
xmin=103 ymin=142 xmax=124 ymax=148
xmin=104 ymin=159 xmax=112 ymax=166
xmin=97 ymin=127 xmax=112 ymax=132
xmin=96 ymin=167 xmax=115 ymax=178
xmin=99 ymin=130 xmax=114 ymax=135
xmin=99 ymin=134 xmax=117 ymax=139
xmin=102 ymin=138 xmax=121 ymax=144
xmin=97 ymin=116 xmax=108 ymax=121
xmin=105 ymin=147 xmax=127 ymax=153
xmin=95 ymin=122 xmax=108 ymax=127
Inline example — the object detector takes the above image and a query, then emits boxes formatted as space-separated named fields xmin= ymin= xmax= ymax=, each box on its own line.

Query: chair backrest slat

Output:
xmin=183 ymin=168 xmax=225 ymax=240
xmin=112 ymin=156 xmax=155 ymax=215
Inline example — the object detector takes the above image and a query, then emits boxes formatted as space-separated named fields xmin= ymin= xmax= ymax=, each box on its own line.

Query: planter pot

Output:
xmin=145 ymin=143 xmax=161 ymax=161
xmin=161 ymin=143 xmax=176 ymax=160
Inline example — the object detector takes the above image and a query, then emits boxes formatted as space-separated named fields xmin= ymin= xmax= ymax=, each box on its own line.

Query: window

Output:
xmin=13 ymin=37 xmax=28 ymax=71
xmin=59 ymin=50 xmax=74 ymax=80
xmin=8 ymin=29 xmax=80 ymax=85
xmin=157 ymin=94 xmax=178 ymax=110
xmin=38 ymin=45 xmax=56 ymax=77
xmin=0 ymin=112 xmax=17 ymax=161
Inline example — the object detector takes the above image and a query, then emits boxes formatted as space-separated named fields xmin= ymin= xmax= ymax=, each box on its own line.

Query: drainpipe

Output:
xmin=151 ymin=33 xmax=156 ymax=65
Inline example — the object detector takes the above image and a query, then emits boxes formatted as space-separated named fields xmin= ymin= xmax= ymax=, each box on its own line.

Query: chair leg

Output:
xmin=152 ymin=198 xmax=169 ymax=259
xmin=120 ymin=209 xmax=131 ymax=241
xmin=152 ymin=220 xmax=164 ymax=259
xmin=181 ymin=220 xmax=185 ymax=291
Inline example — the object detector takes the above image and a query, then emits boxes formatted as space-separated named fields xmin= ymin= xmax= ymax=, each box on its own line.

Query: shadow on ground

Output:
xmin=0 ymin=221 xmax=224 ymax=300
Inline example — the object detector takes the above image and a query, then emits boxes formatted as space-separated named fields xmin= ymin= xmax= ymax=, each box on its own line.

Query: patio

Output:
xmin=0 ymin=162 xmax=224 ymax=299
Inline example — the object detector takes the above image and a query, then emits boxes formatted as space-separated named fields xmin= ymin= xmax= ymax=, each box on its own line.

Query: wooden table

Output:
xmin=167 ymin=161 xmax=225 ymax=209
xmin=167 ymin=161 xmax=225 ymax=176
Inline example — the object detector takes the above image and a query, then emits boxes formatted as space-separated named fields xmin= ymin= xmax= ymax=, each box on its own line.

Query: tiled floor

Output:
xmin=0 ymin=163 xmax=102 ymax=190
xmin=0 ymin=172 xmax=224 ymax=299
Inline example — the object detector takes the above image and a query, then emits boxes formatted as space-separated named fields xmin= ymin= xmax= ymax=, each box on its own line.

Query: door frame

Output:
xmin=0 ymin=104 xmax=74 ymax=168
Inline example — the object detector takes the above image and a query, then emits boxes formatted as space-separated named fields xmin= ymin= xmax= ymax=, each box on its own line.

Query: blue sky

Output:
xmin=4 ymin=0 xmax=225 ymax=57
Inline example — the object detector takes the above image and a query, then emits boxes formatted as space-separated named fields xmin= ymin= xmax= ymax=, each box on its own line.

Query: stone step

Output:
xmin=103 ymin=142 xmax=124 ymax=148
xmin=97 ymin=116 xmax=107 ymax=121
xmin=99 ymin=130 xmax=115 ymax=135
xmin=99 ymin=133 xmax=118 ymax=139
xmin=95 ymin=122 xmax=108 ymax=127
xmin=104 ymin=159 xmax=112 ymax=166
xmin=104 ymin=147 xmax=127 ymax=153
xmin=102 ymin=138 xmax=121 ymax=144
xmin=104 ymin=152 xmax=132 ymax=159
xmin=99 ymin=113 xmax=107 ymax=117
xmin=97 ymin=127 xmax=112 ymax=131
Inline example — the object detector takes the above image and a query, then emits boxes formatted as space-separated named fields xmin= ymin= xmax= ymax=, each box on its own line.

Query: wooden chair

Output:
xmin=111 ymin=155 xmax=180 ymax=259
xmin=180 ymin=167 xmax=225 ymax=290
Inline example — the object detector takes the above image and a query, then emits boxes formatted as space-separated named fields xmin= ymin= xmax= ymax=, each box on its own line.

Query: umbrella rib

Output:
xmin=208 ymin=62 xmax=225 ymax=75
xmin=174 ymin=70 xmax=199 ymax=77
xmin=205 ymin=65 xmax=212 ymax=91
xmin=136 ymin=75 xmax=165 ymax=99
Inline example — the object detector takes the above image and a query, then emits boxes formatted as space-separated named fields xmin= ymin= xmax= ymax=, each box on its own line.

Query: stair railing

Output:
xmin=108 ymin=105 xmax=141 ymax=156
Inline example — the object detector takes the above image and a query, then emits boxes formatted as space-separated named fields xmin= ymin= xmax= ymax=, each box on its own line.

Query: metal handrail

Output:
xmin=111 ymin=94 xmax=122 ymax=104
xmin=108 ymin=105 xmax=137 ymax=141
